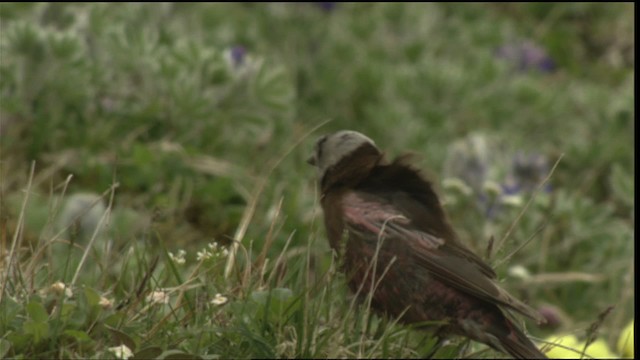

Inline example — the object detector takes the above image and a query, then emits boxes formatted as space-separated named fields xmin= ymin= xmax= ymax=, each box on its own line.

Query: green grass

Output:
xmin=0 ymin=3 xmax=634 ymax=359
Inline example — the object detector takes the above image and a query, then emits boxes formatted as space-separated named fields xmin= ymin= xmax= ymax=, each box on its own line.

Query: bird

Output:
xmin=307 ymin=130 xmax=547 ymax=359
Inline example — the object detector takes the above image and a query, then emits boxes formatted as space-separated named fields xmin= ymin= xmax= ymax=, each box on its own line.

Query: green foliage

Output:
xmin=1 ymin=3 xmax=633 ymax=359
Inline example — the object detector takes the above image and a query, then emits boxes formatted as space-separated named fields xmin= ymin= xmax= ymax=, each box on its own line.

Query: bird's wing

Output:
xmin=341 ymin=190 xmax=545 ymax=323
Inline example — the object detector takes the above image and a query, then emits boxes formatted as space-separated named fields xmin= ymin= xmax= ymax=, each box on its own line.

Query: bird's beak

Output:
xmin=306 ymin=155 xmax=316 ymax=166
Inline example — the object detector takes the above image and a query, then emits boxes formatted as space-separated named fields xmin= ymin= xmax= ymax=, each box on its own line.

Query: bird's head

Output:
xmin=307 ymin=130 xmax=382 ymax=190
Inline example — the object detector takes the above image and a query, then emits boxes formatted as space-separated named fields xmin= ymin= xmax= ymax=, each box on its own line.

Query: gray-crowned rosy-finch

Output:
xmin=307 ymin=130 xmax=546 ymax=359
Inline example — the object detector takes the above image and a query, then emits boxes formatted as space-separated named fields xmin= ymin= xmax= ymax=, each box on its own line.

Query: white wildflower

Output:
xmin=442 ymin=177 xmax=473 ymax=196
xmin=508 ymin=265 xmax=531 ymax=280
xmin=482 ymin=180 xmax=503 ymax=197
xmin=169 ymin=249 xmax=186 ymax=265
xmin=197 ymin=249 xmax=213 ymax=261
xmin=501 ymin=194 xmax=523 ymax=207
xmin=50 ymin=281 xmax=73 ymax=298
xmin=146 ymin=290 xmax=169 ymax=305
xmin=211 ymin=293 xmax=228 ymax=306
xmin=99 ymin=296 xmax=113 ymax=309
xmin=198 ymin=242 xmax=229 ymax=261
xmin=108 ymin=344 xmax=133 ymax=359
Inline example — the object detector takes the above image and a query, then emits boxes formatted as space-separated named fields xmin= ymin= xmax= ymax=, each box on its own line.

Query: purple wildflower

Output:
xmin=495 ymin=41 xmax=556 ymax=73
xmin=478 ymin=193 xmax=501 ymax=220
xmin=444 ymin=134 xmax=552 ymax=219
xmin=230 ymin=45 xmax=246 ymax=67
xmin=508 ymin=151 xmax=552 ymax=193
xmin=537 ymin=305 xmax=564 ymax=330
xmin=480 ymin=152 xmax=552 ymax=219
xmin=314 ymin=2 xmax=337 ymax=12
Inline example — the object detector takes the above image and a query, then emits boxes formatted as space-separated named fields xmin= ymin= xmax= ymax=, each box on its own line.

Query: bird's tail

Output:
xmin=495 ymin=317 xmax=547 ymax=359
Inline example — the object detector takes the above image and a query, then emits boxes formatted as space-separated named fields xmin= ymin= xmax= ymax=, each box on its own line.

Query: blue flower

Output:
xmin=444 ymin=134 xmax=552 ymax=219
xmin=508 ymin=151 xmax=552 ymax=193
xmin=313 ymin=2 xmax=337 ymax=12
xmin=230 ymin=45 xmax=246 ymax=67
xmin=495 ymin=41 xmax=556 ymax=73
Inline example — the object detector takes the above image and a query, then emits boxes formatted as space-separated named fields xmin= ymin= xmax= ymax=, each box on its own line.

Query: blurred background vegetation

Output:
xmin=0 ymin=3 xmax=634 ymax=359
